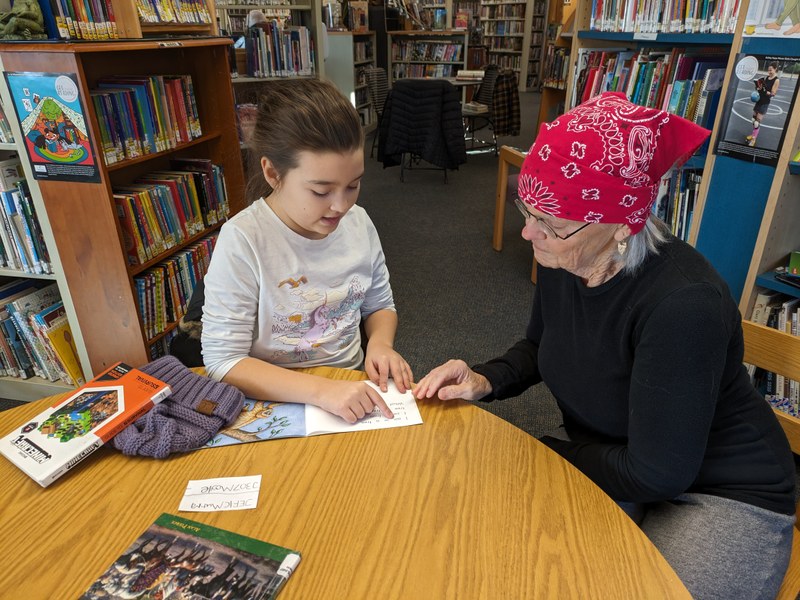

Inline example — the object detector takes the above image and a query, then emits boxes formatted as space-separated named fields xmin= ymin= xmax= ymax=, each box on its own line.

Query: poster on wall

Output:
xmin=713 ymin=53 xmax=800 ymax=166
xmin=3 ymin=72 xmax=100 ymax=183
xmin=743 ymin=0 xmax=800 ymax=38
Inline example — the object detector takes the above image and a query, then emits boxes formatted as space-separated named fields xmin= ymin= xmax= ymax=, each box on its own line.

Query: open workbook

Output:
xmin=207 ymin=380 xmax=423 ymax=448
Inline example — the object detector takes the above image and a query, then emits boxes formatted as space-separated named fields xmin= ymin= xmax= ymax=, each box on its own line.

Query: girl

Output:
xmin=202 ymin=79 xmax=412 ymax=424
xmin=746 ymin=62 xmax=780 ymax=148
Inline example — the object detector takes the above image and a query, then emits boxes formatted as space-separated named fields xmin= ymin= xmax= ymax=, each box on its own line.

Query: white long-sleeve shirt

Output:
xmin=202 ymin=199 xmax=395 ymax=381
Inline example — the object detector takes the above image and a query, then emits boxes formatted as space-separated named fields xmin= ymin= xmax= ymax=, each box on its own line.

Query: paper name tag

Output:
xmin=179 ymin=475 xmax=261 ymax=512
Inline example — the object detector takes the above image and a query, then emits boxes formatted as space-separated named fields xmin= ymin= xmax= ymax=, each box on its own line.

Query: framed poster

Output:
xmin=3 ymin=72 xmax=100 ymax=183
xmin=713 ymin=54 xmax=800 ymax=166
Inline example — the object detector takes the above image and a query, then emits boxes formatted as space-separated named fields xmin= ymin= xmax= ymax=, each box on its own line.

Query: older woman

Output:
xmin=414 ymin=92 xmax=795 ymax=599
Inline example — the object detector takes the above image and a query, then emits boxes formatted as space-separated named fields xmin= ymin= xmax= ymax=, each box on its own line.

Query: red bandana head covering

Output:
xmin=518 ymin=92 xmax=710 ymax=234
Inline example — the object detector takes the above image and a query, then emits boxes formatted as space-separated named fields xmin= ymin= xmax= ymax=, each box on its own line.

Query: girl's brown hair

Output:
xmin=245 ymin=78 xmax=364 ymax=201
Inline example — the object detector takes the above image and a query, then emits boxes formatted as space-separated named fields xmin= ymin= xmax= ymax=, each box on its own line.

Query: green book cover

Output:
xmin=79 ymin=513 xmax=301 ymax=599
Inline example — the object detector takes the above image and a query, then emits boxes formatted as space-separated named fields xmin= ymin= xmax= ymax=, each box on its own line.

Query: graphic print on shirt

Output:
xmin=270 ymin=275 xmax=365 ymax=363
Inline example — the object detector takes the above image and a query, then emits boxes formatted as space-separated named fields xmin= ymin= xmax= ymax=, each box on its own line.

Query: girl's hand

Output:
xmin=365 ymin=341 xmax=413 ymax=393
xmin=315 ymin=379 xmax=394 ymax=423
xmin=414 ymin=359 xmax=492 ymax=401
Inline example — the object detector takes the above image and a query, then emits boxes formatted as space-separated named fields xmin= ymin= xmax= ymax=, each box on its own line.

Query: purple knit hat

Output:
xmin=112 ymin=355 xmax=244 ymax=459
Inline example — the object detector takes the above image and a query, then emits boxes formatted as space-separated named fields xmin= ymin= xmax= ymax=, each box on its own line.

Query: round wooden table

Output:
xmin=0 ymin=367 xmax=689 ymax=598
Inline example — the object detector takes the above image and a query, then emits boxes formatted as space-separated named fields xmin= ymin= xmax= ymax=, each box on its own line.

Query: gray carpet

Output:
xmin=359 ymin=91 xmax=563 ymax=438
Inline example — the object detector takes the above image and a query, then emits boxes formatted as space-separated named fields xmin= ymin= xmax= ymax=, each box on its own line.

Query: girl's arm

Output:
xmin=221 ymin=358 xmax=393 ymax=423
xmin=363 ymin=308 xmax=413 ymax=393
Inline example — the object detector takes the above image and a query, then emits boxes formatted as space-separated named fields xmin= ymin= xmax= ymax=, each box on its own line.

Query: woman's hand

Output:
xmin=413 ymin=359 xmax=492 ymax=401
xmin=315 ymin=379 xmax=394 ymax=423
xmin=365 ymin=340 xmax=413 ymax=393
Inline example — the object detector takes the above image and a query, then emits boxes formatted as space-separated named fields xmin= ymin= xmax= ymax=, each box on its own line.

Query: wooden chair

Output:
xmin=741 ymin=320 xmax=800 ymax=599
xmin=495 ymin=145 xmax=536 ymax=283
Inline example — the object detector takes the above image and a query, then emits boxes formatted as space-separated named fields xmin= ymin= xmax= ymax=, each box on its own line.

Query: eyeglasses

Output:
xmin=514 ymin=198 xmax=592 ymax=241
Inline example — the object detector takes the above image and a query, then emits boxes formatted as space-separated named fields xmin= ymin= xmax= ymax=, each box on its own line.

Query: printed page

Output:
xmin=305 ymin=380 xmax=423 ymax=436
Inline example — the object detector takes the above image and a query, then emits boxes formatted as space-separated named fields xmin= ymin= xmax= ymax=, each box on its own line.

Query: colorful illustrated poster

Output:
xmin=743 ymin=0 xmax=800 ymax=38
xmin=713 ymin=54 xmax=800 ymax=166
xmin=3 ymin=72 xmax=100 ymax=183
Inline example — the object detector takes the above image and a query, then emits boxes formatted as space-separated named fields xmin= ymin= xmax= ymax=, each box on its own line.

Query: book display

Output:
xmin=388 ymin=30 xmax=469 ymax=81
xmin=0 ymin=361 xmax=171 ymax=486
xmin=326 ymin=31 xmax=378 ymax=131
xmin=0 ymin=39 xmax=246 ymax=400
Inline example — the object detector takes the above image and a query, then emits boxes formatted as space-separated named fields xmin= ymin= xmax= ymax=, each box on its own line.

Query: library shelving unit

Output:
xmin=536 ymin=0 xmax=574 ymax=128
xmin=0 ymin=133 xmax=84 ymax=401
xmin=326 ymin=31 xmax=378 ymax=132
xmin=387 ymin=29 xmax=469 ymax=81
xmin=0 ymin=39 xmax=246 ymax=400
xmin=479 ymin=0 xmax=531 ymax=91
xmin=527 ymin=0 xmax=547 ymax=91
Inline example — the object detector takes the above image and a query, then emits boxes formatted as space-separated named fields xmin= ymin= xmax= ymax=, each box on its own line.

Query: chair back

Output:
xmin=741 ymin=320 xmax=800 ymax=453
xmin=741 ymin=320 xmax=800 ymax=600
xmin=365 ymin=67 xmax=389 ymax=117
xmin=472 ymin=64 xmax=500 ymax=109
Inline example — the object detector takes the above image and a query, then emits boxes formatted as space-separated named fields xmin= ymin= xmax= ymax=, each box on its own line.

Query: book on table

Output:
xmin=79 ymin=513 xmax=301 ymax=600
xmin=208 ymin=380 xmax=423 ymax=448
xmin=0 ymin=362 xmax=171 ymax=487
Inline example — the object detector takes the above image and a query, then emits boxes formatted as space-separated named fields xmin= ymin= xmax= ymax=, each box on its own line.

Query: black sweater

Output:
xmin=473 ymin=238 xmax=795 ymax=515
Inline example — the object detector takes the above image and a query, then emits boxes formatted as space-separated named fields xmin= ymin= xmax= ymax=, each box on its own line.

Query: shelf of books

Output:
xmin=0 ymin=39 xmax=246 ymax=400
xmin=327 ymin=31 xmax=379 ymax=132
xmin=231 ymin=1 xmax=321 ymax=80
xmin=478 ymin=0 xmax=534 ymax=91
xmin=388 ymin=30 xmax=469 ymax=81
xmin=35 ymin=0 xmax=218 ymax=40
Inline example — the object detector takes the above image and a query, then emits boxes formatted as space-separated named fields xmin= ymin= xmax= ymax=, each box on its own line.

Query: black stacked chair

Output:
xmin=462 ymin=64 xmax=500 ymax=155
xmin=364 ymin=67 xmax=390 ymax=158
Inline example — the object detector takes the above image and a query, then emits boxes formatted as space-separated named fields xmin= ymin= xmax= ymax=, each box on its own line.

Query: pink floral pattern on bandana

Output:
xmin=518 ymin=92 xmax=710 ymax=234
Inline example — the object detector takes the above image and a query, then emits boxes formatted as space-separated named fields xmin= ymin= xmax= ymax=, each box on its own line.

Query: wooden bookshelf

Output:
xmin=0 ymin=39 xmax=246 ymax=394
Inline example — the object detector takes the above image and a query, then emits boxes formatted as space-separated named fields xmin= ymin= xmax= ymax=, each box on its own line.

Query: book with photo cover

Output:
xmin=0 ymin=362 xmax=171 ymax=487
xmin=79 ymin=513 xmax=301 ymax=599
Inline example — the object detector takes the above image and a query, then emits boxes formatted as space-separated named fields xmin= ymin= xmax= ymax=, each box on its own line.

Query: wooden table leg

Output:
xmin=493 ymin=156 xmax=509 ymax=251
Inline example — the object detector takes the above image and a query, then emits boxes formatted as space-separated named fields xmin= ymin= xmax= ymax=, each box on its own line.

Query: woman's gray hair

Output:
xmin=614 ymin=216 xmax=671 ymax=275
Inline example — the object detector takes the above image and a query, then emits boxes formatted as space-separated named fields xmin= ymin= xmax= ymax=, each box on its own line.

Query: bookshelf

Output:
xmin=48 ymin=0 xmax=218 ymax=39
xmin=387 ymin=30 xmax=469 ymax=81
xmin=478 ymin=0 xmax=532 ymax=91
xmin=215 ymin=1 xmax=291 ymax=36
xmin=527 ymin=0 xmax=547 ymax=91
xmin=0 ymin=39 xmax=246 ymax=400
xmin=536 ymin=0 xmax=575 ymax=128
xmin=326 ymin=31 xmax=378 ymax=132
xmin=226 ymin=1 xmax=324 ymax=79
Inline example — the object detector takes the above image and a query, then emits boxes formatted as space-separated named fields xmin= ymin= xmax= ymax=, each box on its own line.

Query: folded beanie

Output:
xmin=112 ymin=355 xmax=245 ymax=459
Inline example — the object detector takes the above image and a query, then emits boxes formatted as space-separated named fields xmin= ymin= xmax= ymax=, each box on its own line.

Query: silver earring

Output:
xmin=617 ymin=239 xmax=628 ymax=255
